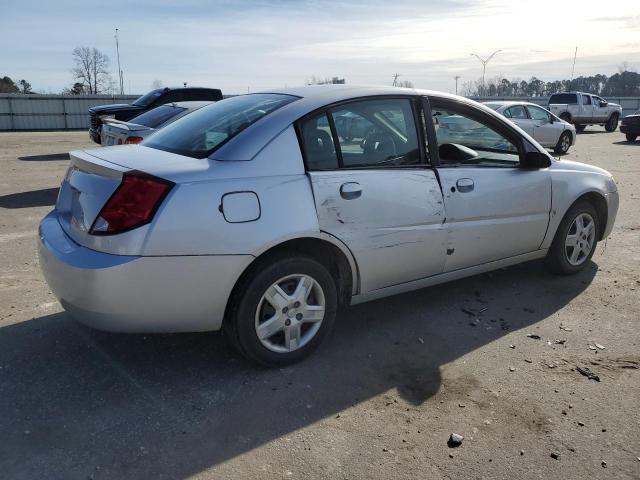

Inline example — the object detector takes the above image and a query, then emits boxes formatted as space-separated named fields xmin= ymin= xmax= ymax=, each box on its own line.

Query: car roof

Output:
xmin=210 ymin=84 xmax=497 ymax=161
xmin=482 ymin=101 xmax=542 ymax=108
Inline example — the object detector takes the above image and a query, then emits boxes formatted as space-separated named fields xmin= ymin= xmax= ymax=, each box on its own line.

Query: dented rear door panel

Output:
xmin=309 ymin=169 xmax=446 ymax=293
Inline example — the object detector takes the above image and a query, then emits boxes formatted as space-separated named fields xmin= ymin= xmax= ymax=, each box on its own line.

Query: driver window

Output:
xmin=506 ymin=105 xmax=528 ymax=119
xmin=431 ymin=104 xmax=519 ymax=167
xmin=582 ymin=95 xmax=592 ymax=105
xmin=329 ymin=99 xmax=421 ymax=168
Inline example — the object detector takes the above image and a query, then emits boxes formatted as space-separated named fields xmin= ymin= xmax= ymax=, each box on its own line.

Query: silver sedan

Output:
xmin=39 ymin=86 xmax=618 ymax=365
xmin=484 ymin=101 xmax=576 ymax=154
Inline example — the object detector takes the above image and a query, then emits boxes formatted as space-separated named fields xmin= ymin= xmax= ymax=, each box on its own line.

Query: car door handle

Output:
xmin=456 ymin=178 xmax=474 ymax=193
xmin=340 ymin=182 xmax=362 ymax=200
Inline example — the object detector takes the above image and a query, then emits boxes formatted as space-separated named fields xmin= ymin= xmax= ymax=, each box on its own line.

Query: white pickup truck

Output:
xmin=548 ymin=92 xmax=622 ymax=132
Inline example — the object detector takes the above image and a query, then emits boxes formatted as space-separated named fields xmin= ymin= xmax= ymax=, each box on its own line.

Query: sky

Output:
xmin=2 ymin=0 xmax=639 ymax=95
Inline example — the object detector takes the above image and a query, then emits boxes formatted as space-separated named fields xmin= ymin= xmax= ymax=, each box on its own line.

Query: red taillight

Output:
xmin=90 ymin=171 xmax=174 ymax=235
xmin=125 ymin=136 xmax=143 ymax=144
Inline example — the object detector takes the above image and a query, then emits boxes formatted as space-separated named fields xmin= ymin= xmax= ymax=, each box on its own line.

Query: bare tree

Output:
xmin=71 ymin=47 xmax=112 ymax=94
xmin=397 ymin=80 xmax=414 ymax=88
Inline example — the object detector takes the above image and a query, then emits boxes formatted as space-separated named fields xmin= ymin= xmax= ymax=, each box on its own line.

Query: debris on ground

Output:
xmin=559 ymin=324 xmax=573 ymax=332
xmin=595 ymin=343 xmax=605 ymax=350
xmin=461 ymin=308 xmax=476 ymax=317
xmin=448 ymin=433 xmax=464 ymax=448
xmin=601 ymin=461 xmax=607 ymax=468
xmin=578 ymin=421 xmax=585 ymax=427
xmin=524 ymin=359 xmax=533 ymax=363
xmin=418 ymin=337 xmax=424 ymax=344
xmin=554 ymin=339 xmax=567 ymax=345
xmin=509 ymin=366 xmax=516 ymax=372
xmin=509 ymin=344 xmax=515 ymax=349
xmin=588 ymin=345 xmax=597 ymax=351
xmin=526 ymin=333 xmax=541 ymax=340
xmin=576 ymin=366 xmax=601 ymax=382
xmin=520 ymin=450 xmax=524 ymax=456
xmin=550 ymin=452 xmax=560 ymax=460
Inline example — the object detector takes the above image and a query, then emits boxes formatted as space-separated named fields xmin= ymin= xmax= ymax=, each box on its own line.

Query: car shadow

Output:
xmin=18 ymin=153 xmax=70 ymax=162
xmin=0 ymin=260 xmax=597 ymax=479
xmin=0 ymin=188 xmax=59 ymax=209
xmin=612 ymin=140 xmax=639 ymax=146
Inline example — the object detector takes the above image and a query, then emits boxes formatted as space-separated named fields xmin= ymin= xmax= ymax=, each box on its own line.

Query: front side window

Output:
xmin=582 ymin=95 xmax=592 ymax=105
xmin=331 ymin=98 xmax=421 ymax=168
xmin=527 ymin=106 xmax=551 ymax=122
xmin=144 ymin=94 xmax=298 ymax=158
xmin=431 ymin=102 xmax=519 ymax=167
xmin=505 ymin=105 xmax=528 ymax=119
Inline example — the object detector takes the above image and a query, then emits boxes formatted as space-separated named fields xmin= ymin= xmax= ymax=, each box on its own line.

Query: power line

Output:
xmin=470 ymin=50 xmax=502 ymax=91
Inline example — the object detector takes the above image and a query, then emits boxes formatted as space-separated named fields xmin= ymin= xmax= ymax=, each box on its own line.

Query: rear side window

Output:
xmin=331 ymin=99 xmax=420 ymax=168
xmin=144 ymin=94 xmax=298 ymax=158
xmin=549 ymin=93 xmax=577 ymax=104
xmin=299 ymin=113 xmax=339 ymax=170
xmin=129 ymin=105 xmax=186 ymax=128
xmin=505 ymin=105 xmax=528 ymax=119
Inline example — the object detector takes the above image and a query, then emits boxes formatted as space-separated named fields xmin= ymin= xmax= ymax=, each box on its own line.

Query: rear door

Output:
xmin=427 ymin=96 xmax=551 ymax=272
xmin=503 ymin=104 xmax=534 ymax=135
xmin=300 ymin=97 xmax=447 ymax=293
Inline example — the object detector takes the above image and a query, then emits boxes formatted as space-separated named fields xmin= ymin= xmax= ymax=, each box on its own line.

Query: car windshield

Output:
xmin=144 ymin=93 xmax=298 ymax=158
xmin=128 ymin=105 xmax=186 ymax=128
xmin=132 ymin=90 xmax=163 ymax=107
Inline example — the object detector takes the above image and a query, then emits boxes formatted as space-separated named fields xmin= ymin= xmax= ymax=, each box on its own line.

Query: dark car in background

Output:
xmin=88 ymin=86 xmax=223 ymax=143
xmin=620 ymin=111 xmax=640 ymax=142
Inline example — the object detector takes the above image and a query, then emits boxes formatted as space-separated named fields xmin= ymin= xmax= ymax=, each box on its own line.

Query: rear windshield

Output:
xmin=144 ymin=93 xmax=298 ymax=158
xmin=132 ymin=89 xmax=163 ymax=107
xmin=129 ymin=105 xmax=186 ymax=128
xmin=549 ymin=93 xmax=577 ymax=105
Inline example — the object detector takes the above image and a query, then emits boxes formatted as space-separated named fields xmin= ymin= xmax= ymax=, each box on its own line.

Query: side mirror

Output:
xmin=548 ymin=115 xmax=554 ymax=123
xmin=600 ymin=101 xmax=608 ymax=107
xmin=521 ymin=151 xmax=551 ymax=169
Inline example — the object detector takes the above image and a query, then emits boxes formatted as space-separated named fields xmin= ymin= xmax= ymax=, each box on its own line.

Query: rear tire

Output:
xmin=546 ymin=201 xmax=600 ymax=275
xmin=559 ymin=113 xmax=571 ymax=123
xmin=605 ymin=114 xmax=619 ymax=132
xmin=225 ymin=253 xmax=338 ymax=366
xmin=554 ymin=131 xmax=572 ymax=154
xmin=626 ymin=133 xmax=637 ymax=142
xmin=575 ymin=124 xmax=586 ymax=133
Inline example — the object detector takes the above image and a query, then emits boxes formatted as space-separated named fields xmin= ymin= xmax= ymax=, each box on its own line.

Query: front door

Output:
xmin=428 ymin=97 xmax=552 ymax=272
xmin=300 ymin=97 xmax=447 ymax=293
xmin=592 ymin=96 xmax=609 ymax=122
xmin=527 ymin=105 xmax=561 ymax=147
xmin=580 ymin=94 xmax=594 ymax=123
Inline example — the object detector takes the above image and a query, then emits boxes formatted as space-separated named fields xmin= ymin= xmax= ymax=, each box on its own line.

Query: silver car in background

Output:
xmin=484 ymin=101 xmax=576 ymax=154
xmin=100 ymin=101 xmax=213 ymax=146
xmin=39 ymin=86 xmax=618 ymax=366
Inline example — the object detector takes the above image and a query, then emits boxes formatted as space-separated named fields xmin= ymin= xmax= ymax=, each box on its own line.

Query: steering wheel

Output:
xmin=360 ymin=130 xmax=398 ymax=159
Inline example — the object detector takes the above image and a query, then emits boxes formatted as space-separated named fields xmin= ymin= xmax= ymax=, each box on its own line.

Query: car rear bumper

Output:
xmin=38 ymin=211 xmax=253 ymax=333
xmin=620 ymin=124 xmax=640 ymax=135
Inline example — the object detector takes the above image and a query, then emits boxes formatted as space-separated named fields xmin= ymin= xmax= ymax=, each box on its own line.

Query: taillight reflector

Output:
xmin=90 ymin=171 xmax=174 ymax=235
xmin=125 ymin=136 xmax=143 ymax=144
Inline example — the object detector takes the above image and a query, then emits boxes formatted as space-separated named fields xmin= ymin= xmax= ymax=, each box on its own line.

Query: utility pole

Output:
xmin=454 ymin=76 xmax=461 ymax=95
xmin=470 ymin=50 xmax=501 ymax=94
xmin=114 ymin=28 xmax=124 ymax=95
xmin=570 ymin=46 xmax=578 ymax=87
xmin=392 ymin=73 xmax=400 ymax=87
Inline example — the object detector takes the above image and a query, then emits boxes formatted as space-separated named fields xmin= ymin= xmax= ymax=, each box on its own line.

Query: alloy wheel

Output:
xmin=565 ymin=213 xmax=596 ymax=266
xmin=254 ymin=274 xmax=326 ymax=353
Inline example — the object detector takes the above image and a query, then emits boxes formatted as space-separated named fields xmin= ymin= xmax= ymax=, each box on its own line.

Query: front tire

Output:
xmin=605 ymin=114 xmax=619 ymax=132
xmin=626 ymin=133 xmax=638 ymax=142
xmin=554 ymin=131 xmax=572 ymax=154
xmin=546 ymin=201 xmax=599 ymax=275
xmin=225 ymin=254 xmax=338 ymax=366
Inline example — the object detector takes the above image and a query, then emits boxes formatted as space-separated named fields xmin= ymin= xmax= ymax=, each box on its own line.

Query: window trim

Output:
xmin=425 ymin=95 xmax=531 ymax=169
xmin=295 ymin=95 xmax=431 ymax=172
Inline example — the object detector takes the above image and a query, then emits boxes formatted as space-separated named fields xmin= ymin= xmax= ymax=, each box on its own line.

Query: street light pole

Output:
xmin=470 ymin=50 xmax=502 ymax=94
xmin=114 ymin=28 xmax=124 ymax=95
xmin=454 ymin=76 xmax=461 ymax=95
